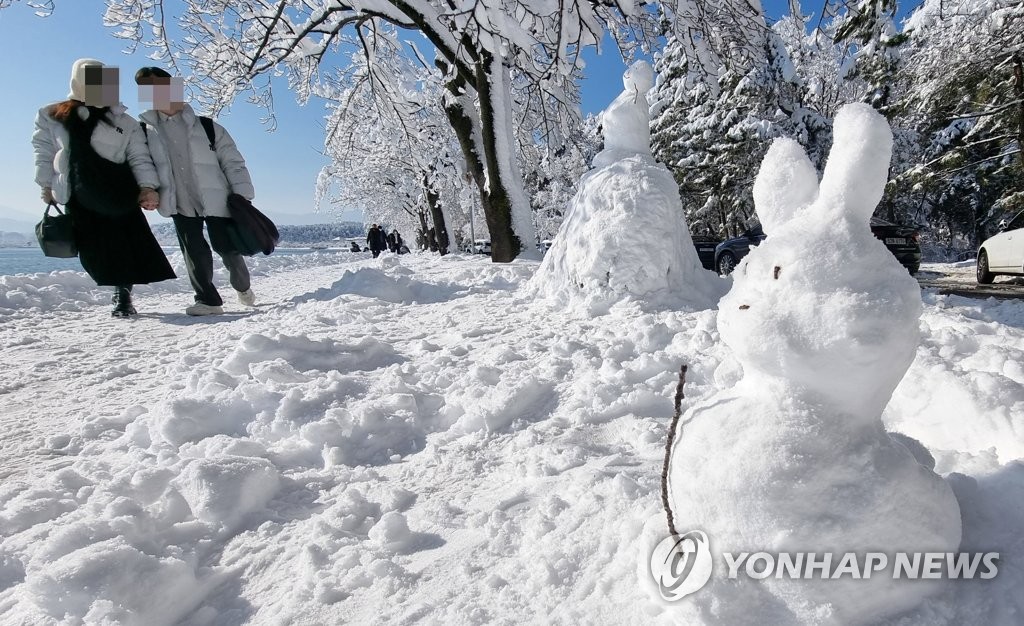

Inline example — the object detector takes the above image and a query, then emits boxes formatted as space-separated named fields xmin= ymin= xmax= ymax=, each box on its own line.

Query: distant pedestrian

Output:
xmin=32 ymin=58 xmax=175 ymax=318
xmin=387 ymin=229 xmax=405 ymax=253
xmin=366 ymin=223 xmax=388 ymax=258
xmin=135 ymin=67 xmax=258 ymax=316
xmin=349 ymin=241 xmax=361 ymax=252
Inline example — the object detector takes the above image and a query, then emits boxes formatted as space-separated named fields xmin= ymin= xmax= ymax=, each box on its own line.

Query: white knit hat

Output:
xmin=68 ymin=58 xmax=104 ymax=101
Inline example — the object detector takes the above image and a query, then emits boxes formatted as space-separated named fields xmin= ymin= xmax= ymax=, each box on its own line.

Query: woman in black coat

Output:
xmin=366 ymin=223 xmax=389 ymax=258
xmin=32 ymin=59 xmax=175 ymax=317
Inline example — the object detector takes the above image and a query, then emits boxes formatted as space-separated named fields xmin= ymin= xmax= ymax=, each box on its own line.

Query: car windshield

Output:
xmin=1005 ymin=209 xmax=1024 ymax=231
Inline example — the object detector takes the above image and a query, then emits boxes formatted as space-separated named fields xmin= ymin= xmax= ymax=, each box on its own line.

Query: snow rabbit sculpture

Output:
xmin=667 ymin=103 xmax=962 ymax=624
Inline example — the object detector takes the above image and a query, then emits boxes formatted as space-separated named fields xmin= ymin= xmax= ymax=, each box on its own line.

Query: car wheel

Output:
xmin=717 ymin=252 xmax=737 ymax=276
xmin=977 ymin=250 xmax=995 ymax=284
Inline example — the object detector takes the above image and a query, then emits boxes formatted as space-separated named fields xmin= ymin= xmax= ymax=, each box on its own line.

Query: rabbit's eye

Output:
xmin=773 ymin=266 xmax=781 ymax=280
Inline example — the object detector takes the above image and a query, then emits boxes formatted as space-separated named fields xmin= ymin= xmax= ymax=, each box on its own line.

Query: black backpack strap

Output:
xmin=199 ymin=116 xmax=216 ymax=151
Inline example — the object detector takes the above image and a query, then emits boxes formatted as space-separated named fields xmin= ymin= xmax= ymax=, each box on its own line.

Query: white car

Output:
xmin=977 ymin=209 xmax=1024 ymax=283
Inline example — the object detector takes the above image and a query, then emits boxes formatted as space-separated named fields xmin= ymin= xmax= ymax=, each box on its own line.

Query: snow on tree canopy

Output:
xmin=530 ymin=61 xmax=725 ymax=314
xmin=665 ymin=104 xmax=963 ymax=624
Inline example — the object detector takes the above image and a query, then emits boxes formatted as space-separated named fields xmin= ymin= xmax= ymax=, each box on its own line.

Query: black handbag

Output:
xmin=35 ymin=203 xmax=78 ymax=258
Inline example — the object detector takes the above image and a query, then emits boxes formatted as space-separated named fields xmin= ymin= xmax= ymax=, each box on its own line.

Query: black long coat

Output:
xmin=67 ymin=198 xmax=175 ymax=286
xmin=366 ymin=226 xmax=388 ymax=251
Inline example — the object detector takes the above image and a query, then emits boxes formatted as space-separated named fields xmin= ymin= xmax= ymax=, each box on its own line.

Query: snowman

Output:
xmin=593 ymin=60 xmax=656 ymax=166
xmin=667 ymin=104 xmax=962 ymax=623
xmin=530 ymin=61 xmax=723 ymax=312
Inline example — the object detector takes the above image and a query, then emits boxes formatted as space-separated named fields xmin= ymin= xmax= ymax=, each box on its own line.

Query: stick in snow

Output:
xmin=661 ymin=364 xmax=687 ymax=539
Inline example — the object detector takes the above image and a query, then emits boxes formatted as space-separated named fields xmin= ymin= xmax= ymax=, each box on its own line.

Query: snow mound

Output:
xmin=530 ymin=61 xmax=724 ymax=314
xmin=0 ymin=249 xmax=366 ymax=319
xmin=0 ymin=272 xmax=110 ymax=314
xmin=24 ymin=538 xmax=209 ymax=626
xmin=296 ymin=267 xmax=455 ymax=305
xmin=221 ymin=333 xmax=403 ymax=376
xmin=173 ymin=456 xmax=280 ymax=532
xmin=887 ymin=297 xmax=1024 ymax=465
xmin=294 ymin=261 xmax=526 ymax=307
xmin=668 ymin=103 xmax=962 ymax=624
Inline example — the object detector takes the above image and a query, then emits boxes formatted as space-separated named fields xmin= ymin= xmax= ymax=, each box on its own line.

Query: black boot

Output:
xmin=111 ymin=286 xmax=137 ymax=317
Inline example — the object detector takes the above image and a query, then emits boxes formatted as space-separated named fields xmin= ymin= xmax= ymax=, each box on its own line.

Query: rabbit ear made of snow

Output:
xmin=817 ymin=103 xmax=894 ymax=225
xmin=753 ymin=138 xmax=819 ymax=233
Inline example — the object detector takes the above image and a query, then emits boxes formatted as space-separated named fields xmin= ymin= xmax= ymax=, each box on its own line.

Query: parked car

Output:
xmin=870 ymin=217 xmax=922 ymax=274
xmin=977 ymin=208 xmax=1024 ymax=283
xmin=713 ymin=218 xmax=922 ymax=276
xmin=714 ymin=224 xmax=766 ymax=275
xmin=692 ymin=235 xmax=722 ymax=271
xmin=473 ymin=239 xmax=491 ymax=254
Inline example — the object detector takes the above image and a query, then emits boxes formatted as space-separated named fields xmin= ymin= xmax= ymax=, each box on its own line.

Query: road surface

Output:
xmin=918 ymin=262 xmax=1024 ymax=299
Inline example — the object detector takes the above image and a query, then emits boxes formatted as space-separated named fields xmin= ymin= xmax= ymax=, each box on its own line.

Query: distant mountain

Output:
xmin=270 ymin=211 xmax=356 ymax=226
xmin=275 ymin=223 xmax=367 ymax=246
xmin=0 ymin=231 xmax=34 ymax=248
xmin=149 ymin=222 xmax=366 ymax=247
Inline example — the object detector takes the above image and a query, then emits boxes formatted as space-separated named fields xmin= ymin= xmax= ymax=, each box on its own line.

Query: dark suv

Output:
xmin=713 ymin=218 xmax=922 ymax=275
xmin=692 ymin=235 xmax=722 ymax=271
xmin=713 ymin=225 xmax=766 ymax=275
xmin=870 ymin=217 xmax=922 ymax=274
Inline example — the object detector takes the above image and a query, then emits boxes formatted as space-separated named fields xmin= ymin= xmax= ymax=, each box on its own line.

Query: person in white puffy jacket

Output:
xmin=135 ymin=66 xmax=258 ymax=317
xmin=32 ymin=58 xmax=175 ymax=317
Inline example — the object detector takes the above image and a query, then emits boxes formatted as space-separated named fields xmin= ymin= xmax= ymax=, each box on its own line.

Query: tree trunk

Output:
xmin=475 ymin=53 xmax=525 ymax=262
xmin=416 ymin=208 xmax=430 ymax=251
xmin=438 ymin=70 xmax=499 ymax=260
xmin=424 ymin=170 xmax=449 ymax=255
xmin=1014 ymin=54 xmax=1024 ymax=174
xmin=437 ymin=58 xmax=521 ymax=262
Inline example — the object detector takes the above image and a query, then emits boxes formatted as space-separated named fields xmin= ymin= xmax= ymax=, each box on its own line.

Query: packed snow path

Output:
xmin=0 ymin=252 xmax=371 ymax=482
xmin=0 ymin=251 xmax=1022 ymax=624
xmin=917 ymin=262 xmax=1024 ymax=300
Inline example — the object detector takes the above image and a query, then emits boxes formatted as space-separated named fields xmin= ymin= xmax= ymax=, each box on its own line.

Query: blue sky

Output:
xmin=0 ymin=3 xmax=635 ymax=230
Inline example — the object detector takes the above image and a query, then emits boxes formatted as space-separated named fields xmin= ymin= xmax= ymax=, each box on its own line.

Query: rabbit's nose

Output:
xmin=739 ymin=305 xmax=750 ymax=310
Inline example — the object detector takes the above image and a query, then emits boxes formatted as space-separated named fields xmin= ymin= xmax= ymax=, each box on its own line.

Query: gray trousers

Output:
xmin=172 ymin=214 xmax=250 ymax=306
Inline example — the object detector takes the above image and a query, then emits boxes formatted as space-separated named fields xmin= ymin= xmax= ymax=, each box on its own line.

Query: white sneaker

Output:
xmin=237 ymin=288 xmax=256 ymax=307
xmin=185 ymin=302 xmax=224 ymax=316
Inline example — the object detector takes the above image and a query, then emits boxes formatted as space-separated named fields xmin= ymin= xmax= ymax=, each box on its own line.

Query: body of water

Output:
xmin=0 ymin=246 xmax=329 ymax=277
xmin=0 ymin=247 xmax=88 ymax=276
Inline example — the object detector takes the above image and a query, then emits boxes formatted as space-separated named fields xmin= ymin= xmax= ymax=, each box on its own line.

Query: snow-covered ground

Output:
xmin=0 ymin=251 xmax=1021 ymax=624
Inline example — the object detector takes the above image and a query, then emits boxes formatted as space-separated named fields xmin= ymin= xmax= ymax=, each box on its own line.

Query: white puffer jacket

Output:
xmin=138 ymin=105 xmax=255 ymax=218
xmin=32 ymin=103 xmax=160 ymax=204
